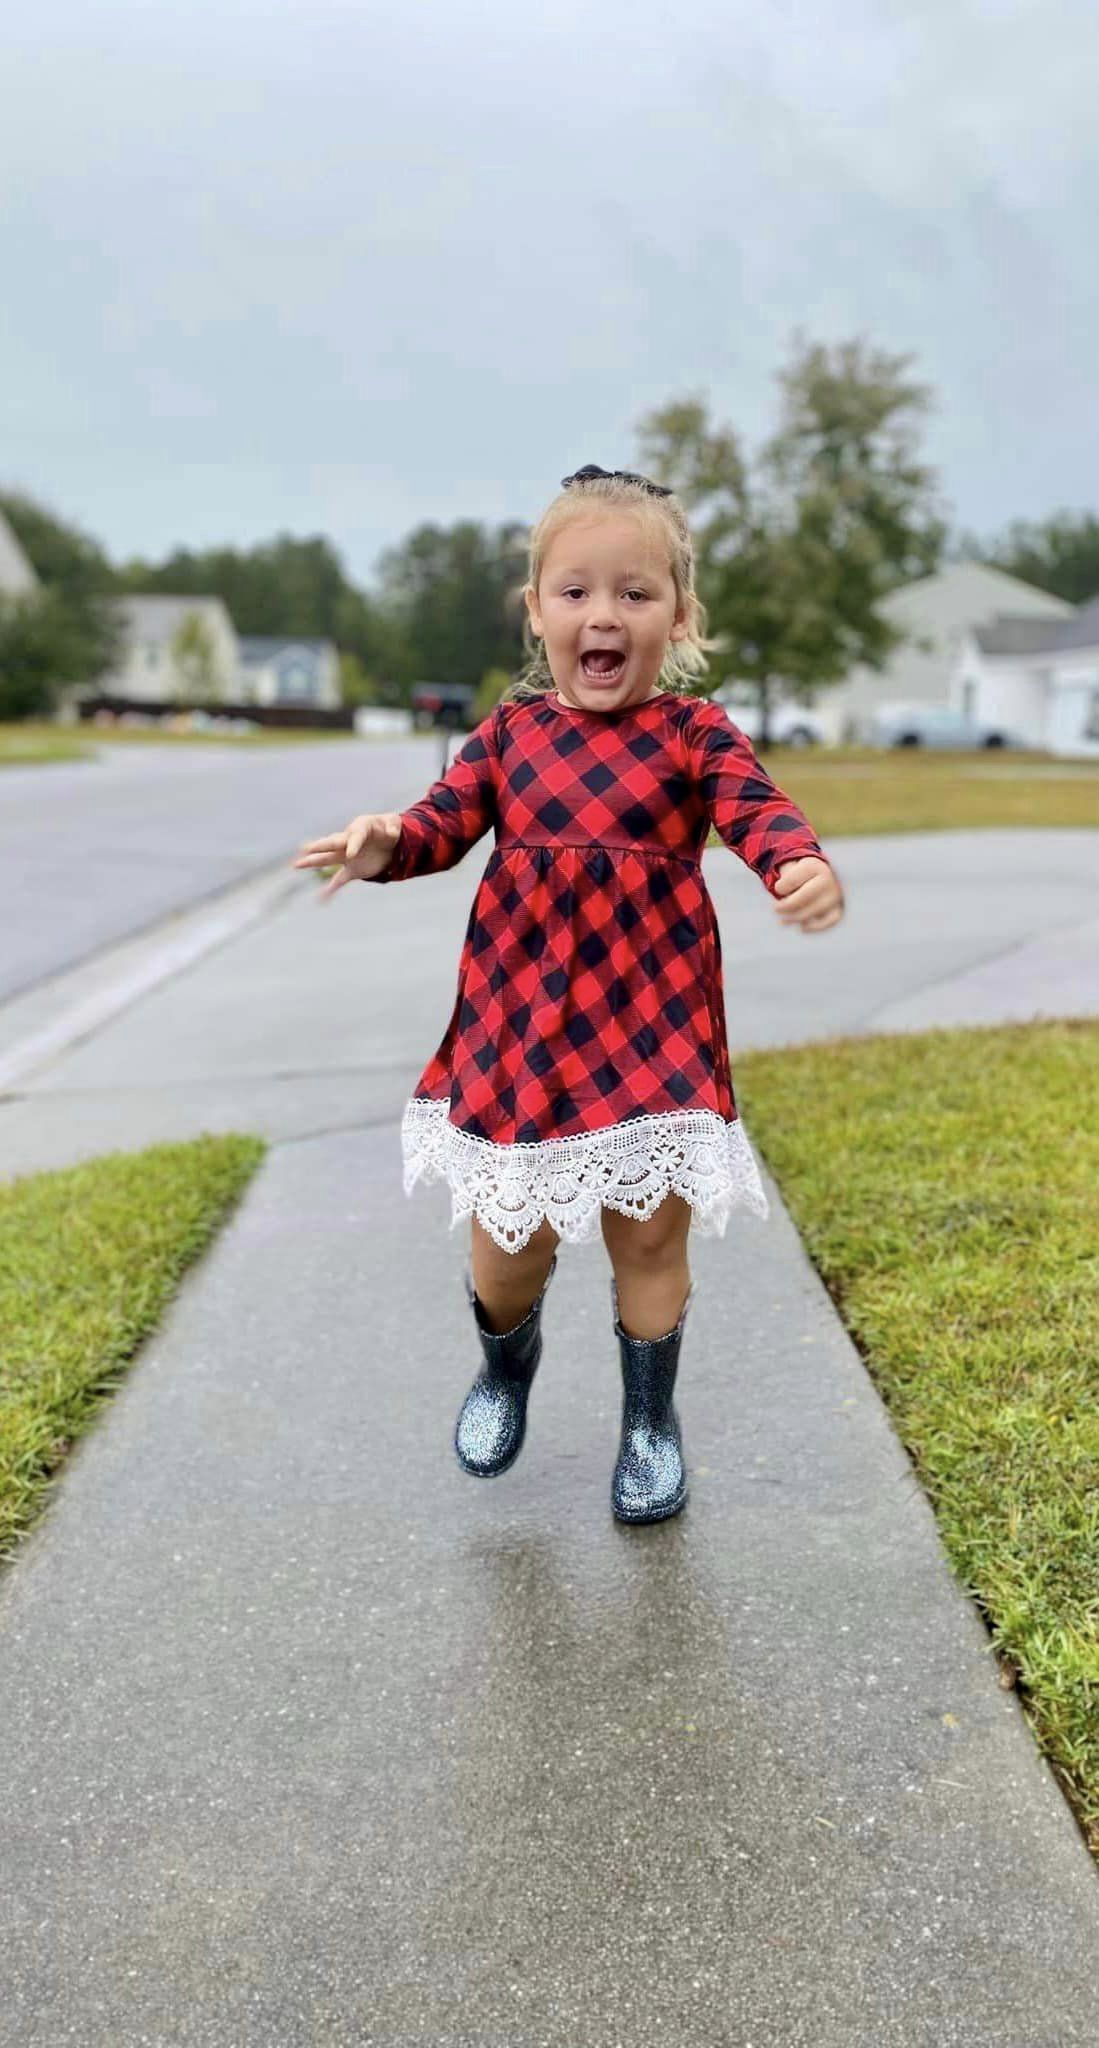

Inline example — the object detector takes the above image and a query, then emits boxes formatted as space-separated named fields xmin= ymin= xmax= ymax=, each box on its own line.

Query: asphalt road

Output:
xmin=1 ymin=732 xmax=453 ymax=1003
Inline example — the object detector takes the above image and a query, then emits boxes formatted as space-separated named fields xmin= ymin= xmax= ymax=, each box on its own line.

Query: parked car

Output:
xmin=712 ymin=685 xmax=827 ymax=747
xmin=410 ymin=681 xmax=476 ymax=733
xmin=855 ymin=703 xmax=1028 ymax=750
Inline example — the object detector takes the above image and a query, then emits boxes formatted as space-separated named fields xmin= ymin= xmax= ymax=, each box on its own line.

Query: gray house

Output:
xmin=237 ymin=637 xmax=341 ymax=709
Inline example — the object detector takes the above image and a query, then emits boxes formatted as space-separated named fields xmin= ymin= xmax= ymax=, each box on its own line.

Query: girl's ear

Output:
xmin=669 ymin=600 xmax=690 ymax=643
xmin=524 ymin=583 xmax=543 ymax=635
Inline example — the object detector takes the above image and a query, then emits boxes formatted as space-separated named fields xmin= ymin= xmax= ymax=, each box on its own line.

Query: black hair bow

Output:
xmin=560 ymin=462 xmax=673 ymax=498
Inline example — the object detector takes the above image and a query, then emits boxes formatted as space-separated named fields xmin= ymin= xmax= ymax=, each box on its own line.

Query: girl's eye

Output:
xmin=561 ymin=588 xmax=649 ymax=601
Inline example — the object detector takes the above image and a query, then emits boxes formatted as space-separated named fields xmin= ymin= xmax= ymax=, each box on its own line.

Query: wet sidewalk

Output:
xmin=1 ymin=827 xmax=1097 ymax=2043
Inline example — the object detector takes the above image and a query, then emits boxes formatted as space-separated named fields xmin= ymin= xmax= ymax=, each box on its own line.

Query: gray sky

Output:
xmin=4 ymin=0 xmax=1097 ymax=588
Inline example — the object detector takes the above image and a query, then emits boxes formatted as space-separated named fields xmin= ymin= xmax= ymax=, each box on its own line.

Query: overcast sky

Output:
xmin=4 ymin=0 xmax=1097 ymax=589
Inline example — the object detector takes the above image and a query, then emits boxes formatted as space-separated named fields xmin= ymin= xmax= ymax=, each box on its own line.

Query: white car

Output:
xmin=712 ymin=685 xmax=827 ymax=748
xmin=853 ymin=703 xmax=1029 ymax=750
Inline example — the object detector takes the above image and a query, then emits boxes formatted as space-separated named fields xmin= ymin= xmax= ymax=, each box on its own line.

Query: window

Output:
xmin=277 ymin=657 xmax=317 ymax=702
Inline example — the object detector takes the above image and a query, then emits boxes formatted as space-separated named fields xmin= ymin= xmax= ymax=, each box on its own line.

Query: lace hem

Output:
xmin=399 ymin=1096 xmax=770 ymax=1253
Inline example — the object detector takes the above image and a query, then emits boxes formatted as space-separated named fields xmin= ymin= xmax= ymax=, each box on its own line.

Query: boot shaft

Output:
xmin=611 ymin=1277 xmax=694 ymax=1425
xmin=465 ymin=1253 xmax=558 ymax=1383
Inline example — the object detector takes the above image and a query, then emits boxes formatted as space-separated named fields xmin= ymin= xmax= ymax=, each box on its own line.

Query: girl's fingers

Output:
xmin=346 ymin=815 xmax=379 ymax=860
xmin=293 ymin=853 xmax=344 ymax=873
xmin=317 ymin=865 xmax=352 ymax=902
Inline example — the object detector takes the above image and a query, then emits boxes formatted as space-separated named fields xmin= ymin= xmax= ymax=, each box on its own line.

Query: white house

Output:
xmin=951 ymin=599 xmax=1099 ymax=758
xmin=237 ymin=637 xmax=341 ymax=709
xmin=819 ymin=563 xmax=1074 ymax=745
xmin=0 ymin=509 xmax=39 ymax=599
xmin=93 ymin=594 xmax=240 ymax=703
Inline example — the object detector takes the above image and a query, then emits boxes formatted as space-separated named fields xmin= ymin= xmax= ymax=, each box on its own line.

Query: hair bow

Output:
xmin=560 ymin=463 xmax=673 ymax=499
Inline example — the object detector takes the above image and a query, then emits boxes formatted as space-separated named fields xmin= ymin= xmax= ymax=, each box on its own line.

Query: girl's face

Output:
xmin=525 ymin=513 xmax=689 ymax=712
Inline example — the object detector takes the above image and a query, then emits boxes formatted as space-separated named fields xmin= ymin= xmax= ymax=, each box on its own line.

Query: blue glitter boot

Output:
xmin=455 ymin=1254 xmax=558 ymax=1478
xmin=610 ymin=1277 xmax=693 ymax=1524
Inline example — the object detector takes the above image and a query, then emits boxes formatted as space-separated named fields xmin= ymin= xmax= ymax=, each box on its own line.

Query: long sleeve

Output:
xmin=686 ymin=697 xmax=834 ymax=896
xmin=368 ymin=706 xmax=501 ymax=883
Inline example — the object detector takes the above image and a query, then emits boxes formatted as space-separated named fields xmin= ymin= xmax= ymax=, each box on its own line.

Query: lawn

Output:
xmin=737 ymin=1014 xmax=1099 ymax=1857
xmin=0 ymin=720 xmax=370 ymax=764
xmin=747 ymin=744 xmax=1099 ymax=837
xmin=0 ymin=1134 xmax=266 ymax=1564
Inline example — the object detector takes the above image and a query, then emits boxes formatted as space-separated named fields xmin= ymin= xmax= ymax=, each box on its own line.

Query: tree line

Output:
xmin=3 ymin=331 xmax=1098 ymax=730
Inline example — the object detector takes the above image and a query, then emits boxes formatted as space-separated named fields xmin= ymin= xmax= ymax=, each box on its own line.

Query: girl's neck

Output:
xmin=553 ymin=688 xmax=663 ymax=710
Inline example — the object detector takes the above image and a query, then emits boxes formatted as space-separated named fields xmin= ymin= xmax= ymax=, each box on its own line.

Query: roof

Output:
xmin=974 ymin=597 xmax=1099 ymax=658
xmin=878 ymin=560 xmax=1074 ymax=629
xmin=238 ymin=636 xmax=336 ymax=662
xmin=119 ymin=594 xmax=234 ymax=642
xmin=0 ymin=509 xmax=40 ymax=598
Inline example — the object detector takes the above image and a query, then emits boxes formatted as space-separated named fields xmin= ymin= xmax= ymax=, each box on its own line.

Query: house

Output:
xmin=0 ymin=509 xmax=39 ymax=599
xmin=237 ymin=637 xmax=341 ymax=709
xmin=94 ymin=594 xmax=240 ymax=703
xmin=951 ymin=598 xmax=1099 ymax=758
xmin=819 ymin=563 xmax=1074 ymax=745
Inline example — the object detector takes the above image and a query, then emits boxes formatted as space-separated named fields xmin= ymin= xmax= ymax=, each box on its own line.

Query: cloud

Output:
xmin=2 ymin=0 xmax=1097 ymax=578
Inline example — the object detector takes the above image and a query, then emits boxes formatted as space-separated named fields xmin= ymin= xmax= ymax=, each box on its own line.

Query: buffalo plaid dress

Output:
xmin=369 ymin=687 xmax=835 ymax=1253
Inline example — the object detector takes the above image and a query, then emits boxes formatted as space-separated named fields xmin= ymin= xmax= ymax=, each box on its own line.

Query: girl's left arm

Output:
xmin=685 ymin=697 xmax=839 ymax=895
xmin=367 ymin=706 xmax=501 ymax=883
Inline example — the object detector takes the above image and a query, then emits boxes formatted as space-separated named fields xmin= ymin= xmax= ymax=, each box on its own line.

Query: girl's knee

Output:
xmin=472 ymin=1212 xmax=559 ymax=1272
xmin=601 ymin=1194 xmax=691 ymax=1265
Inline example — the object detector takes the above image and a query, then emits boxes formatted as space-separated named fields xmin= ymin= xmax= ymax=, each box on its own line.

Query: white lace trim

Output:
xmin=399 ymin=1096 xmax=770 ymax=1253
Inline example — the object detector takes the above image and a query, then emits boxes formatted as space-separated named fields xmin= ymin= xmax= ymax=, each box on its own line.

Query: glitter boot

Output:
xmin=454 ymin=1254 xmax=558 ymax=1477
xmin=610 ymin=1276 xmax=692 ymax=1523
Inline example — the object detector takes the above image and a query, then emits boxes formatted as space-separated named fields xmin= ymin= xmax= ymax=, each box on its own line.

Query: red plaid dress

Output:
xmin=370 ymin=688 xmax=835 ymax=1253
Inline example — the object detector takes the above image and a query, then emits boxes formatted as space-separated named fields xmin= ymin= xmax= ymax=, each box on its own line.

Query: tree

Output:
xmin=0 ymin=590 xmax=109 ymax=719
xmin=338 ymin=650 xmax=379 ymax=706
xmin=473 ymin=667 xmax=513 ymax=722
xmin=954 ymin=510 xmax=1099 ymax=606
xmin=375 ymin=520 xmax=529 ymax=692
xmin=170 ymin=612 xmax=220 ymax=705
xmin=635 ymin=334 xmax=947 ymax=746
xmin=0 ymin=490 xmax=124 ymax=706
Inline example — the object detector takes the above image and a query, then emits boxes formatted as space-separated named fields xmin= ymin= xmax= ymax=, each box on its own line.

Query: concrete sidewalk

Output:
xmin=1 ymin=827 xmax=1098 ymax=2044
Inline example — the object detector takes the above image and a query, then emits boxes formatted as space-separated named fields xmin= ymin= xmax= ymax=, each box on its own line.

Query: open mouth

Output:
xmin=580 ymin=650 xmax=627 ymax=683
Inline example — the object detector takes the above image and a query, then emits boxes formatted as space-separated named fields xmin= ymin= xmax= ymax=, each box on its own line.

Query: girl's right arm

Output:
xmin=291 ymin=705 xmax=503 ymax=900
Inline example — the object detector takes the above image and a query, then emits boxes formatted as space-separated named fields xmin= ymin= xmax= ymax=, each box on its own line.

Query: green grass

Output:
xmin=739 ymin=744 xmax=1099 ymax=836
xmin=737 ymin=1016 xmax=1099 ymax=1855
xmin=0 ymin=720 xmax=370 ymax=763
xmin=0 ymin=722 xmax=94 ymax=765
xmin=0 ymin=1134 xmax=266 ymax=1565
xmin=83 ymin=722 xmax=367 ymax=746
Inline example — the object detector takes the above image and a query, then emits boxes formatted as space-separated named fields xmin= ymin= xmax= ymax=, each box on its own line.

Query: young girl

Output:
xmin=292 ymin=463 xmax=845 ymax=1525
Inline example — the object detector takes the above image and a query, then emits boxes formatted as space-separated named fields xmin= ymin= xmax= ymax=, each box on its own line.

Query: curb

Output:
xmin=0 ymin=863 xmax=307 ymax=1094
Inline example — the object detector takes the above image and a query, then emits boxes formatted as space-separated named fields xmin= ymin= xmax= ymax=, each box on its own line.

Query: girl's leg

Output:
xmin=470 ymin=1212 xmax=560 ymax=1333
xmin=600 ymin=1194 xmax=693 ymax=1339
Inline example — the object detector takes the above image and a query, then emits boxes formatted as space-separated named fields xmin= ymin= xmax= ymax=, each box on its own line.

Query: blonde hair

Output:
xmin=505 ymin=472 xmax=719 ymax=702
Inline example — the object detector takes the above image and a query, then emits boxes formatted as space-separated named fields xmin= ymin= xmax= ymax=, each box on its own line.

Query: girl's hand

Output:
xmin=772 ymin=856 xmax=845 ymax=933
xmin=291 ymin=812 xmax=403 ymax=900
